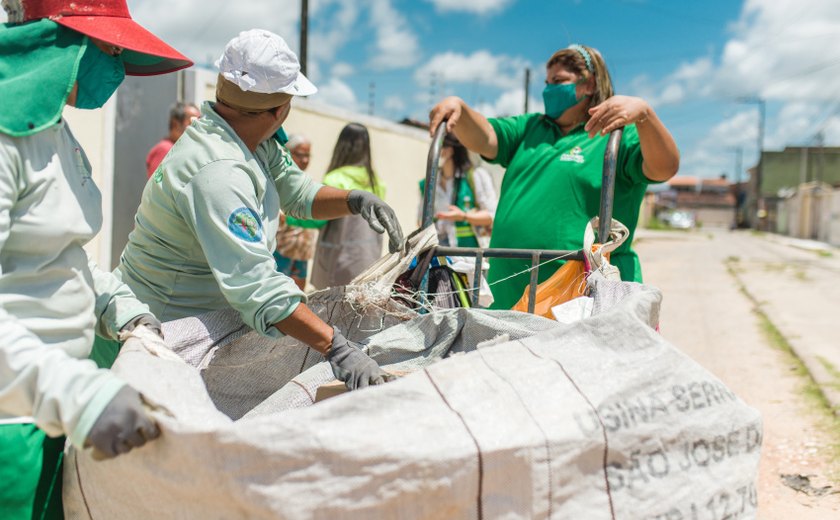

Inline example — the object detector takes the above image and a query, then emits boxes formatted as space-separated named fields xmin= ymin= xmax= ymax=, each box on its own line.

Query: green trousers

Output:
xmin=0 ymin=336 xmax=121 ymax=519
xmin=0 ymin=424 xmax=64 ymax=520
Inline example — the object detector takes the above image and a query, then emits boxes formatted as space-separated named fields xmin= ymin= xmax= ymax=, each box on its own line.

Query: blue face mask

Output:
xmin=542 ymin=82 xmax=584 ymax=119
xmin=74 ymin=40 xmax=126 ymax=110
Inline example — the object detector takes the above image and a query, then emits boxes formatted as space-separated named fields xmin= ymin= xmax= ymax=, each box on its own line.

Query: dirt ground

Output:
xmin=635 ymin=229 xmax=840 ymax=519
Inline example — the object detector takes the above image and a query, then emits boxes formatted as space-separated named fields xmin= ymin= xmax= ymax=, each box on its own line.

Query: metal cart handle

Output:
xmin=419 ymin=121 xmax=624 ymax=312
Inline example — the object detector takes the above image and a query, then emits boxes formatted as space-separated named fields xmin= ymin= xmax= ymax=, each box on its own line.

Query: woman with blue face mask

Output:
xmin=429 ymin=44 xmax=679 ymax=310
xmin=0 ymin=1 xmax=192 ymax=518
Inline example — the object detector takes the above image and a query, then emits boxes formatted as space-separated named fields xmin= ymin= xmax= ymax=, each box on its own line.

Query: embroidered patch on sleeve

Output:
xmin=227 ymin=207 xmax=264 ymax=242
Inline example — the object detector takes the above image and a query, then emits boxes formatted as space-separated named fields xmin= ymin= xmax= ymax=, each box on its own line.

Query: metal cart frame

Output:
xmin=418 ymin=122 xmax=624 ymax=313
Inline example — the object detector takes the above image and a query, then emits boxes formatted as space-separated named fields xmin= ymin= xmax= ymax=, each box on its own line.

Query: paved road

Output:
xmin=635 ymin=229 xmax=840 ymax=519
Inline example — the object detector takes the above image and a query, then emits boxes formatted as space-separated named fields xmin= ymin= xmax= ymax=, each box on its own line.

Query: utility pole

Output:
xmin=299 ymin=0 xmax=309 ymax=76
xmin=524 ymin=68 xmax=530 ymax=114
xmin=368 ymin=81 xmax=375 ymax=116
xmin=739 ymin=97 xmax=765 ymax=229
xmin=814 ymin=131 xmax=825 ymax=240
xmin=729 ymin=147 xmax=743 ymax=228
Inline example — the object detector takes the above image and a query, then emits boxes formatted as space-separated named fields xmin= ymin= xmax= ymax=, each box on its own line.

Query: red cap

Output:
xmin=17 ymin=0 xmax=193 ymax=75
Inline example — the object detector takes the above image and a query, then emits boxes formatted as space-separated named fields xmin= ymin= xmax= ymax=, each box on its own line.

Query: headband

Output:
xmin=568 ymin=44 xmax=593 ymax=73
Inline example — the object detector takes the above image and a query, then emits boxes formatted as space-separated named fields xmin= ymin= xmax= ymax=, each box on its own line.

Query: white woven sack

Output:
xmin=64 ymin=281 xmax=761 ymax=519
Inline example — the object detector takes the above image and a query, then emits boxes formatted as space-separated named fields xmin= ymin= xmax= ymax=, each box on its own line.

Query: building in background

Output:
xmin=751 ymin=146 xmax=840 ymax=244
xmin=651 ymin=175 xmax=736 ymax=229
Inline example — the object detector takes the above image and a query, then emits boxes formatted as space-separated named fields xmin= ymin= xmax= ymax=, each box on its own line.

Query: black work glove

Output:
xmin=347 ymin=190 xmax=405 ymax=253
xmin=120 ymin=313 xmax=163 ymax=339
xmin=85 ymin=386 xmax=161 ymax=459
xmin=327 ymin=327 xmax=395 ymax=390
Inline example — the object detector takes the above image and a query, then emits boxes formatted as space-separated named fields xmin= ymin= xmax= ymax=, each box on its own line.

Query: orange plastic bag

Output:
xmin=511 ymin=217 xmax=628 ymax=319
xmin=511 ymin=254 xmax=592 ymax=319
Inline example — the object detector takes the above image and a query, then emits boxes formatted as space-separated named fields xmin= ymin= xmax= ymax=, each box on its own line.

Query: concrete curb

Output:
xmin=733 ymin=234 xmax=840 ymax=415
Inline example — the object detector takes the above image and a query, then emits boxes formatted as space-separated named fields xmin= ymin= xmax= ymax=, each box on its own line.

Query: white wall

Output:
xmin=824 ymin=189 xmax=840 ymax=246
xmin=62 ymin=99 xmax=117 ymax=268
xmin=283 ymin=99 xmax=432 ymax=235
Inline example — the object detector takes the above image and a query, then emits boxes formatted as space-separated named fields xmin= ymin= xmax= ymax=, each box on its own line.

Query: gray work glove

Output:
xmin=327 ymin=327 xmax=395 ymax=390
xmin=347 ymin=189 xmax=405 ymax=253
xmin=85 ymin=386 xmax=161 ymax=459
xmin=120 ymin=313 xmax=163 ymax=339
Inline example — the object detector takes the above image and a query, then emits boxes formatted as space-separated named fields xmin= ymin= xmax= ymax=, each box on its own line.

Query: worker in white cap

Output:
xmin=0 ymin=0 xmax=193 ymax=517
xmin=114 ymin=29 xmax=402 ymax=393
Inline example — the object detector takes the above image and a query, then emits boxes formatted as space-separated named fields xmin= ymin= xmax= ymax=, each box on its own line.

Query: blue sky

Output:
xmin=5 ymin=0 xmax=840 ymax=180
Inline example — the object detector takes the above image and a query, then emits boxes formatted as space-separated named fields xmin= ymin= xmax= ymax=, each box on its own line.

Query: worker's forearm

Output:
xmin=453 ymin=101 xmax=499 ymax=160
xmin=466 ymin=209 xmax=493 ymax=227
xmin=638 ymin=109 xmax=680 ymax=182
xmin=274 ymin=303 xmax=333 ymax=355
xmin=310 ymin=186 xmax=352 ymax=220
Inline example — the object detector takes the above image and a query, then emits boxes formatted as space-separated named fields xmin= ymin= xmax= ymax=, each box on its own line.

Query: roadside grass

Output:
xmin=760 ymin=261 xmax=809 ymax=281
xmin=817 ymin=357 xmax=840 ymax=395
xmin=816 ymin=249 xmax=833 ymax=258
xmin=725 ymin=257 xmax=840 ymax=481
xmin=644 ymin=217 xmax=670 ymax=230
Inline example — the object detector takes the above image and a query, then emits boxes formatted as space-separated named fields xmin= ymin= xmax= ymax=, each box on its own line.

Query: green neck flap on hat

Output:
xmin=0 ymin=19 xmax=86 ymax=137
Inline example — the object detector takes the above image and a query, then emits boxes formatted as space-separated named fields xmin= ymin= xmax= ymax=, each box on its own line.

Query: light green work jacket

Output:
xmin=115 ymin=102 xmax=322 ymax=337
xmin=0 ymin=120 xmax=151 ymax=448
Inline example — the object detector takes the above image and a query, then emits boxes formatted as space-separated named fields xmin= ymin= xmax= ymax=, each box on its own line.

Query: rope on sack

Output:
xmin=395 ymin=250 xmax=582 ymax=312
xmin=335 ymin=217 xmax=629 ymax=316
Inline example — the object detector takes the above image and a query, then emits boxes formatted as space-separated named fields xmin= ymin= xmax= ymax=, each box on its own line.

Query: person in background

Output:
xmin=310 ymin=123 xmax=387 ymax=289
xmin=145 ymin=101 xmax=201 ymax=178
xmin=274 ymin=133 xmax=319 ymax=290
xmin=114 ymin=30 xmax=402 ymax=393
xmin=429 ymin=43 xmax=679 ymax=309
xmin=0 ymin=0 xmax=192 ymax=517
xmin=419 ymin=133 xmax=497 ymax=247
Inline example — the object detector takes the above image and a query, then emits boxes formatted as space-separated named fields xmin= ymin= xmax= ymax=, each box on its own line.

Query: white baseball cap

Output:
xmin=215 ymin=29 xmax=317 ymax=97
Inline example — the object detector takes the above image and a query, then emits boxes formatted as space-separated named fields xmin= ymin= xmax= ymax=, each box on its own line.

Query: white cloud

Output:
xmin=309 ymin=0 xmax=359 ymax=64
xmin=331 ymin=62 xmax=355 ymax=78
xmin=475 ymin=88 xmax=542 ymax=118
xmin=316 ymin=78 xmax=358 ymax=110
xmin=383 ymin=95 xmax=407 ymax=113
xmin=368 ymin=0 xmax=420 ymax=69
xmin=425 ymin=0 xmax=514 ymax=15
xmin=640 ymin=0 xmax=840 ymax=106
xmin=644 ymin=0 xmax=840 ymax=177
xmin=131 ymin=0 xmax=301 ymax=67
xmin=680 ymin=111 xmax=758 ymax=178
xmin=414 ymin=50 xmax=531 ymax=91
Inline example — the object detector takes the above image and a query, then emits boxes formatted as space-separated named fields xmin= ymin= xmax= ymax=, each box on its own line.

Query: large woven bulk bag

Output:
xmin=64 ymin=275 xmax=761 ymax=519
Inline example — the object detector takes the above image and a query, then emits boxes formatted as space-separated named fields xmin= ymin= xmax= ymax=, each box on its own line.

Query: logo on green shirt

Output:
xmin=560 ymin=146 xmax=585 ymax=164
xmin=153 ymin=167 xmax=164 ymax=183
xmin=227 ymin=207 xmax=264 ymax=242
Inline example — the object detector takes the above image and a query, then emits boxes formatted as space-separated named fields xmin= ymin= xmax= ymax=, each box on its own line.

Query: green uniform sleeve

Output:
xmin=262 ymin=139 xmax=322 ymax=220
xmin=285 ymin=215 xmax=327 ymax=229
xmin=486 ymin=114 xmax=533 ymax=168
xmin=88 ymin=258 xmax=152 ymax=341
xmin=618 ymin=124 xmax=655 ymax=185
xmin=176 ymin=160 xmax=306 ymax=338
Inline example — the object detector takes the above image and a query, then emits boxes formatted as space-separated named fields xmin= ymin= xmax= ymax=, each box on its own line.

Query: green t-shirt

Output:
xmin=485 ymin=113 xmax=653 ymax=309
xmin=419 ymin=172 xmax=480 ymax=247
